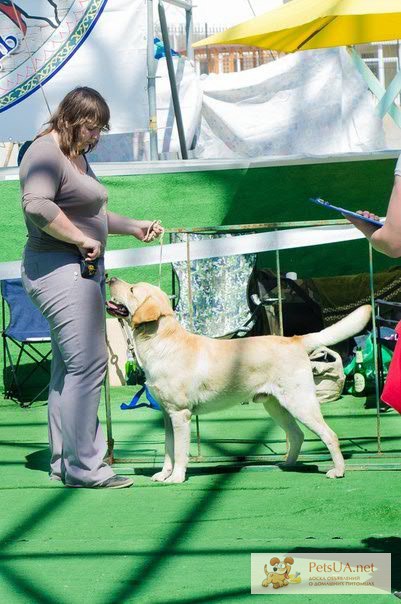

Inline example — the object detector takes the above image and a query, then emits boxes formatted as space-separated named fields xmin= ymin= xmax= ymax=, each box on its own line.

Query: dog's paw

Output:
xmin=151 ymin=470 xmax=172 ymax=482
xmin=326 ymin=467 xmax=345 ymax=479
xmin=163 ymin=471 xmax=186 ymax=484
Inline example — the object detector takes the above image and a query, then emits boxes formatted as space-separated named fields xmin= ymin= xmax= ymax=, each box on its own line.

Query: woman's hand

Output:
xmin=135 ymin=220 xmax=164 ymax=243
xmin=107 ymin=212 xmax=164 ymax=242
xmin=342 ymin=210 xmax=382 ymax=239
xmin=79 ymin=236 xmax=102 ymax=260
xmin=344 ymin=210 xmax=381 ymax=226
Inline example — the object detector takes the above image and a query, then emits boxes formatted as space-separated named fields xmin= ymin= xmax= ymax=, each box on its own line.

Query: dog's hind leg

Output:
xmin=283 ymin=394 xmax=345 ymax=479
xmin=151 ymin=410 xmax=174 ymax=482
xmin=163 ymin=409 xmax=192 ymax=484
xmin=262 ymin=396 xmax=304 ymax=466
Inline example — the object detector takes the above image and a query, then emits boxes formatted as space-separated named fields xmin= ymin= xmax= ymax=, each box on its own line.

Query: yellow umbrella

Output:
xmin=193 ymin=0 xmax=401 ymax=53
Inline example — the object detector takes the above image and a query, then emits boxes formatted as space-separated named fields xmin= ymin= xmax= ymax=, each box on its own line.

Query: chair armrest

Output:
xmin=375 ymin=299 xmax=401 ymax=309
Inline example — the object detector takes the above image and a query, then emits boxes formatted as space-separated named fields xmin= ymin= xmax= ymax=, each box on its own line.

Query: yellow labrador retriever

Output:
xmin=107 ymin=279 xmax=371 ymax=484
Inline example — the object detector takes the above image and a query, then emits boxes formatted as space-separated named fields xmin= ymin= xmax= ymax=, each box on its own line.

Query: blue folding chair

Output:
xmin=1 ymin=279 xmax=51 ymax=406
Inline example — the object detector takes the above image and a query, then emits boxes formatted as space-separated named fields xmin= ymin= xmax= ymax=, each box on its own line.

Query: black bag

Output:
xmin=248 ymin=268 xmax=324 ymax=336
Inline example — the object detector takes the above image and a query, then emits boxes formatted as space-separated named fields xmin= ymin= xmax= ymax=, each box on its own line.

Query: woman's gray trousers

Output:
xmin=21 ymin=248 xmax=114 ymax=487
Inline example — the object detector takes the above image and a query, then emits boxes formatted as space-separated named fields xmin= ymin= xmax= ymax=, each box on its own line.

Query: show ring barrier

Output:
xmin=1 ymin=219 xmax=396 ymax=472
xmin=101 ymin=219 xmax=401 ymax=474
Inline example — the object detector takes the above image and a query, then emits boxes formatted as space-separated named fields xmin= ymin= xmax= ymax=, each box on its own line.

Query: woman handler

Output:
xmin=20 ymin=87 xmax=163 ymax=488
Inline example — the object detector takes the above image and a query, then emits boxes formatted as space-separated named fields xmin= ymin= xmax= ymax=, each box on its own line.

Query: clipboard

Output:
xmin=309 ymin=197 xmax=383 ymax=228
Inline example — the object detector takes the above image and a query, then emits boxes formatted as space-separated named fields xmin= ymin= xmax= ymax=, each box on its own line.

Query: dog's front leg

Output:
xmin=163 ymin=409 xmax=192 ymax=484
xmin=151 ymin=410 xmax=174 ymax=482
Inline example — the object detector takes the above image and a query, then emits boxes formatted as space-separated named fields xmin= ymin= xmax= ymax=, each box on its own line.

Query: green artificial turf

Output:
xmin=0 ymin=391 xmax=401 ymax=603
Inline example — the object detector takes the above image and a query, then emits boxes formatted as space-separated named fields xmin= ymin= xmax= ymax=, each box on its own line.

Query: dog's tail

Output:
xmin=301 ymin=305 xmax=371 ymax=353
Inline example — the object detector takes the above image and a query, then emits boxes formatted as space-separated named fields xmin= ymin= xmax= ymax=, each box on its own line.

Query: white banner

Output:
xmin=0 ymin=0 xmax=148 ymax=141
xmin=0 ymin=224 xmax=366 ymax=280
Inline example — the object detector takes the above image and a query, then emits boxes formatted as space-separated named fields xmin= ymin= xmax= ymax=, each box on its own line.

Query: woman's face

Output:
xmin=79 ymin=122 xmax=102 ymax=149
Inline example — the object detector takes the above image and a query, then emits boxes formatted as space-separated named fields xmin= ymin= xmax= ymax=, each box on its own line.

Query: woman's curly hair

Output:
xmin=38 ymin=87 xmax=110 ymax=157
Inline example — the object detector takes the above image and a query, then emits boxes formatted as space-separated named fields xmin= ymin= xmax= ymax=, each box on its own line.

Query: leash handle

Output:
xmin=144 ymin=384 xmax=161 ymax=410
xmin=158 ymin=230 xmax=164 ymax=289
xmin=144 ymin=219 xmax=163 ymax=241
xmin=120 ymin=385 xmax=145 ymax=410
xmin=120 ymin=384 xmax=161 ymax=411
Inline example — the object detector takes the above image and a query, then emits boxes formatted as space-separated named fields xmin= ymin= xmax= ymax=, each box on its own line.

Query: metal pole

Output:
xmin=205 ymin=23 xmax=210 ymax=74
xmin=185 ymin=4 xmax=193 ymax=61
xmin=398 ymin=40 xmax=401 ymax=105
xmin=369 ymin=242 xmax=382 ymax=454
xmin=185 ymin=234 xmax=201 ymax=457
xmin=275 ymin=234 xmax=284 ymax=336
xmin=378 ymin=44 xmax=385 ymax=88
xmin=147 ymin=0 xmax=159 ymax=160
xmin=186 ymin=235 xmax=194 ymax=336
xmin=170 ymin=232 xmax=177 ymax=309
xmin=158 ymin=1 xmax=189 ymax=159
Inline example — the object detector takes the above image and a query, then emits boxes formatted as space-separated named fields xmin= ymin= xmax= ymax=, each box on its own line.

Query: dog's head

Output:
xmin=268 ymin=557 xmax=294 ymax=576
xmin=106 ymin=278 xmax=174 ymax=328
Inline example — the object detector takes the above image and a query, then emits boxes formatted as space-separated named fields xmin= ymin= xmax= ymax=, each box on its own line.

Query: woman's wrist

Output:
xmin=128 ymin=221 xmax=143 ymax=238
xmin=106 ymin=212 xmax=162 ymax=241
xmin=129 ymin=219 xmax=147 ymax=230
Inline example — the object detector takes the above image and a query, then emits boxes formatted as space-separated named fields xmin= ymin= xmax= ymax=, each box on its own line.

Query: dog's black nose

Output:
xmin=107 ymin=276 xmax=116 ymax=285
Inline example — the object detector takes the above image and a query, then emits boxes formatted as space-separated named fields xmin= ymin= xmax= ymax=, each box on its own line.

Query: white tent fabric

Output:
xmin=195 ymin=48 xmax=386 ymax=159
xmin=0 ymin=0 xmax=148 ymax=141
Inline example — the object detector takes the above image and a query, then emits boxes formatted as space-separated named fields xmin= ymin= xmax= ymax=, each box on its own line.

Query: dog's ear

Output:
xmin=132 ymin=296 xmax=161 ymax=326
xmin=284 ymin=557 xmax=294 ymax=565
xmin=131 ymin=294 xmax=173 ymax=327
xmin=270 ymin=557 xmax=280 ymax=566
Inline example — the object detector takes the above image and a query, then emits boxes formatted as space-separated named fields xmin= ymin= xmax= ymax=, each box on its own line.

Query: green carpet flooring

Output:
xmin=1 ymin=390 xmax=401 ymax=603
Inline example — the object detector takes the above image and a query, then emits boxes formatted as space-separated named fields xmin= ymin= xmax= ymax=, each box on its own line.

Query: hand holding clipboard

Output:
xmin=309 ymin=198 xmax=383 ymax=228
